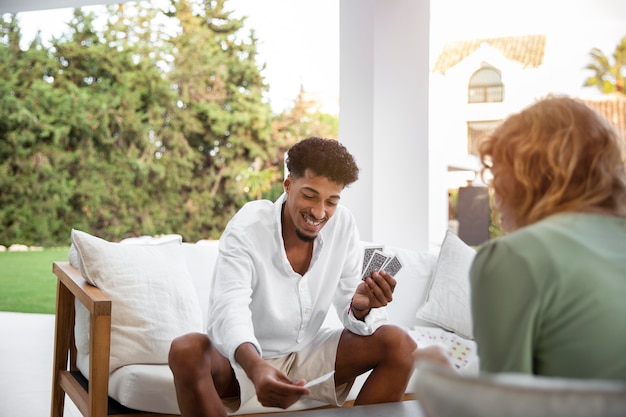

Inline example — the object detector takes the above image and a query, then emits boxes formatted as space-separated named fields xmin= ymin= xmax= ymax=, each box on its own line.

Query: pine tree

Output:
xmin=166 ymin=0 xmax=276 ymax=238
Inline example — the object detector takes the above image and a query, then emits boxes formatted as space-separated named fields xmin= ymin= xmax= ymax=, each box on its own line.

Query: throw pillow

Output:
xmin=70 ymin=229 xmax=203 ymax=373
xmin=414 ymin=363 xmax=626 ymax=417
xmin=382 ymin=244 xmax=438 ymax=330
xmin=415 ymin=230 xmax=476 ymax=339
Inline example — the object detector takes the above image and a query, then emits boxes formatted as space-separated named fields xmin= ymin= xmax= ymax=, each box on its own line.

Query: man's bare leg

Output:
xmin=168 ymin=332 xmax=240 ymax=417
xmin=334 ymin=325 xmax=417 ymax=404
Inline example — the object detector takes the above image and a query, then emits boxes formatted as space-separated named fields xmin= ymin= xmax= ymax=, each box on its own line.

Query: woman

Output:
xmin=470 ymin=95 xmax=626 ymax=381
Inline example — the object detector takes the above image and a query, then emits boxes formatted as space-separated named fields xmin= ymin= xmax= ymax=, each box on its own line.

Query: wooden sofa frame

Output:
xmin=50 ymin=261 xmax=178 ymax=417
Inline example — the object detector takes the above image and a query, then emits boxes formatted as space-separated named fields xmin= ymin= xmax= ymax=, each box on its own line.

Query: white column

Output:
xmin=339 ymin=0 xmax=432 ymax=252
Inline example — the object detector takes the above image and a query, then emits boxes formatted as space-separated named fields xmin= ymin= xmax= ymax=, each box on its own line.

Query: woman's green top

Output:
xmin=470 ymin=213 xmax=626 ymax=381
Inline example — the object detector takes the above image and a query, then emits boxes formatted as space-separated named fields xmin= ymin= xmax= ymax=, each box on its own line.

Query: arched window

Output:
xmin=468 ymin=64 xmax=503 ymax=103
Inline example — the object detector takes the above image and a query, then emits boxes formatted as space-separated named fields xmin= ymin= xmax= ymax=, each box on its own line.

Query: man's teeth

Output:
xmin=304 ymin=216 xmax=322 ymax=226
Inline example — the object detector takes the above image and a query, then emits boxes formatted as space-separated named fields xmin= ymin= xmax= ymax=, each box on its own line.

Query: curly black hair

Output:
xmin=286 ymin=137 xmax=360 ymax=186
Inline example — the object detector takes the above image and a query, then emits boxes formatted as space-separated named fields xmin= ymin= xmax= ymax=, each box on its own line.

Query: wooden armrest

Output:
xmin=53 ymin=261 xmax=111 ymax=316
xmin=52 ymin=261 xmax=112 ymax=417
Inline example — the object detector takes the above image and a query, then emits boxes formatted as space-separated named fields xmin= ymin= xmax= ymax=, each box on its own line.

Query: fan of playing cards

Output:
xmin=361 ymin=246 xmax=403 ymax=280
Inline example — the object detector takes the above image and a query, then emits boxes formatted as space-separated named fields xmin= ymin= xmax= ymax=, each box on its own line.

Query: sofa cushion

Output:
xmin=70 ymin=229 xmax=203 ymax=373
xmin=415 ymin=230 xmax=476 ymax=339
xmin=414 ymin=363 xmax=626 ymax=417
xmin=182 ymin=240 xmax=220 ymax=329
xmin=108 ymin=363 xmax=360 ymax=415
xmin=383 ymin=245 xmax=438 ymax=329
xmin=108 ymin=364 xmax=181 ymax=414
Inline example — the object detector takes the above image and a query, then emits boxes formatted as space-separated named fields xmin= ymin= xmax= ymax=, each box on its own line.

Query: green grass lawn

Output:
xmin=0 ymin=247 xmax=69 ymax=314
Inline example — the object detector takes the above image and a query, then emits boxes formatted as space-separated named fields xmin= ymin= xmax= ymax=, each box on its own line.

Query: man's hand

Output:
xmin=249 ymin=361 xmax=311 ymax=409
xmin=235 ymin=343 xmax=310 ymax=409
xmin=351 ymin=270 xmax=396 ymax=320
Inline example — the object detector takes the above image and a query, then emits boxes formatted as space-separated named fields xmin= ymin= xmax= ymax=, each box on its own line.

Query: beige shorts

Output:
xmin=223 ymin=328 xmax=354 ymax=413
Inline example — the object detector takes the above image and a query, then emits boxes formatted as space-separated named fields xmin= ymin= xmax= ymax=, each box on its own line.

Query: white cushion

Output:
xmin=70 ymin=238 xmax=214 ymax=374
xmin=119 ymin=234 xmax=183 ymax=245
xmin=383 ymin=245 xmax=438 ymax=329
xmin=324 ymin=242 xmax=438 ymax=331
xmin=415 ymin=230 xmax=476 ymax=339
xmin=70 ymin=229 xmax=203 ymax=373
xmin=183 ymin=240 xmax=220 ymax=329
xmin=108 ymin=364 xmax=181 ymax=414
xmin=108 ymin=363 xmax=357 ymax=415
xmin=414 ymin=363 xmax=626 ymax=417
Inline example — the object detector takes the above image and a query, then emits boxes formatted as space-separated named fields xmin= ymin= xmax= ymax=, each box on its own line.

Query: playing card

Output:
xmin=362 ymin=250 xmax=390 ymax=280
xmin=381 ymin=255 xmax=403 ymax=276
xmin=304 ymin=370 xmax=335 ymax=388
xmin=362 ymin=245 xmax=384 ymax=274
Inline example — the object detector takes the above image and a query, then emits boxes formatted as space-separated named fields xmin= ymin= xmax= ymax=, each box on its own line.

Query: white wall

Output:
xmin=339 ymin=0 xmax=434 ymax=252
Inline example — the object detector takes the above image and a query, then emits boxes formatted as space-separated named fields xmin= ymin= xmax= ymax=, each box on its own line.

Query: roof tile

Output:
xmin=433 ymin=34 xmax=547 ymax=74
xmin=582 ymin=93 xmax=626 ymax=139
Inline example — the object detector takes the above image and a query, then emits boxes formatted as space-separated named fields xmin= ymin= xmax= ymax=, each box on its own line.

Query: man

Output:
xmin=168 ymin=137 xmax=418 ymax=417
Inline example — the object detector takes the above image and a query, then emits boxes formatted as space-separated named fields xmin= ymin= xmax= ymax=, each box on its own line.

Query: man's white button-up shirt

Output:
xmin=207 ymin=193 xmax=387 ymax=363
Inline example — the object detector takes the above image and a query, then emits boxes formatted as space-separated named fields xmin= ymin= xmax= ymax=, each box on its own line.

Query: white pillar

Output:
xmin=339 ymin=0 xmax=431 ymax=252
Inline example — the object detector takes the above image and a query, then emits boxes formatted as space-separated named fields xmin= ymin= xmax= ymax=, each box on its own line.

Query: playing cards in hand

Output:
xmin=361 ymin=246 xmax=403 ymax=280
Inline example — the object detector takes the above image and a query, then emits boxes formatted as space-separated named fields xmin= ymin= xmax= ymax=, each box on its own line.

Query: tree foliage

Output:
xmin=584 ymin=35 xmax=626 ymax=94
xmin=0 ymin=0 xmax=337 ymax=246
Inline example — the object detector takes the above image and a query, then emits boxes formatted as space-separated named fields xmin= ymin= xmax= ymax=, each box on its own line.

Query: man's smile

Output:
xmin=302 ymin=213 xmax=326 ymax=228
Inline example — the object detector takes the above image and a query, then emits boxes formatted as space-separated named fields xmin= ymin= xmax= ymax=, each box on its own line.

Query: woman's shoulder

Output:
xmin=473 ymin=212 xmax=624 ymax=276
xmin=489 ymin=213 xmax=598 ymax=245
xmin=472 ymin=217 xmax=565 ymax=274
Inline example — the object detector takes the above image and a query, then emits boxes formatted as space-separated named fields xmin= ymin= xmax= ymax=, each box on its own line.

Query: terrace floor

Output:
xmin=0 ymin=311 xmax=80 ymax=417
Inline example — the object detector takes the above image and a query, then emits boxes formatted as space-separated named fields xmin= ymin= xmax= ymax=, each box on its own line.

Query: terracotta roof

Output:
xmin=581 ymin=93 xmax=626 ymax=139
xmin=432 ymin=34 xmax=547 ymax=74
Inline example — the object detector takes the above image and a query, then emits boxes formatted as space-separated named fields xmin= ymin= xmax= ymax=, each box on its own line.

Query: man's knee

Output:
xmin=375 ymin=325 xmax=417 ymax=357
xmin=169 ymin=332 xmax=211 ymax=373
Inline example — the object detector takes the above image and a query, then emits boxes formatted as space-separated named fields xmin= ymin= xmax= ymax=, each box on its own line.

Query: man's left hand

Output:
xmin=351 ymin=270 xmax=396 ymax=320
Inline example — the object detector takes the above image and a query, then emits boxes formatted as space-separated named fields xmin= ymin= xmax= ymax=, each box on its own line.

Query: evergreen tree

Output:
xmin=49 ymin=7 xmax=195 ymax=240
xmin=0 ymin=14 xmax=77 ymax=246
xmin=267 ymin=85 xmax=339 ymax=199
xmin=272 ymin=85 xmax=339 ymax=148
xmin=166 ymin=0 xmax=276 ymax=238
xmin=0 ymin=1 xmax=337 ymax=246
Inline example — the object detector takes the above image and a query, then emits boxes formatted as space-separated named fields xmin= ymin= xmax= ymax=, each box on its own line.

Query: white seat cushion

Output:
xmin=109 ymin=364 xmax=180 ymax=414
xmin=107 ymin=363 xmax=369 ymax=415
